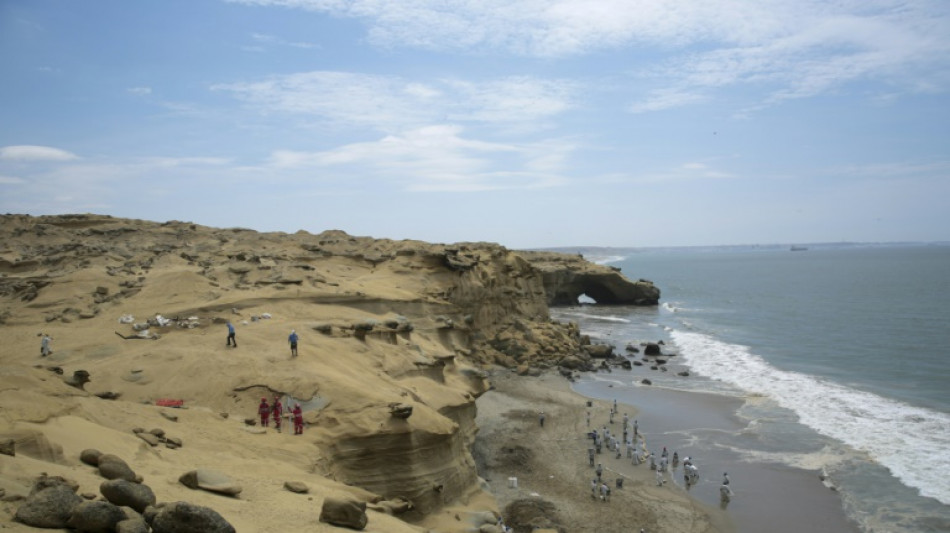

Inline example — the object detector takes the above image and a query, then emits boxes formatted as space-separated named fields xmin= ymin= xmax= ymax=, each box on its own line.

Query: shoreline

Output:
xmin=474 ymin=369 xmax=734 ymax=533
xmin=475 ymin=369 xmax=861 ymax=533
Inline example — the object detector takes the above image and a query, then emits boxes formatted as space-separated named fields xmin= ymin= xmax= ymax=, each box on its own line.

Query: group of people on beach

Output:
xmin=581 ymin=399 xmax=735 ymax=506
xmin=258 ymin=396 xmax=305 ymax=434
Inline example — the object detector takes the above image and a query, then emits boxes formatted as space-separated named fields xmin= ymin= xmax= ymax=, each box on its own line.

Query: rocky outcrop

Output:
xmin=0 ymin=214 xmax=662 ymax=529
xmin=519 ymin=251 xmax=660 ymax=305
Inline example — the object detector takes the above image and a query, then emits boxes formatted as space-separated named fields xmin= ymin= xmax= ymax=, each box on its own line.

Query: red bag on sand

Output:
xmin=155 ymin=399 xmax=184 ymax=408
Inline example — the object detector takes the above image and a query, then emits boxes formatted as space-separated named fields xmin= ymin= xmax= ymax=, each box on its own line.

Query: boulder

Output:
xmin=98 ymin=454 xmax=138 ymax=482
xmin=67 ymin=500 xmax=126 ymax=532
xmin=15 ymin=480 xmax=83 ymax=528
xmin=100 ymin=479 xmax=156 ymax=513
xmin=147 ymin=501 xmax=235 ymax=533
xmin=64 ymin=369 xmax=92 ymax=390
xmin=0 ymin=438 xmax=14 ymax=456
xmin=558 ymin=355 xmax=587 ymax=370
xmin=116 ymin=516 xmax=150 ymax=533
xmin=677 ymin=371 xmax=690 ymax=377
xmin=319 ymin=497 xmax=368 ymax=530
xmin=643 ymin=343 xmax=662 ymax=356
xmin=585 ymin=344 xmax=614 ymax=359
xmin=80 ymin=448 xmax=103 ymax=466
xmin=640 ymin=379 xmax=652 ymax=385
xmin=178 ymin=469 xmax=243 ymax=496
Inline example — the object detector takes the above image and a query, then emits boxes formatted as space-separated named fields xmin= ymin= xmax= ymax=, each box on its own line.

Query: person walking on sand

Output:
xmin=292 ymin=403 xmax=304 ymax=434
xmin=226 ymin=321 xmax=237 ymax=347
xmin=633 ymin=419 xmax=638 ymax=438
xmin=655 ymin=468 xmax=665 ymax=486
xmin=40 ymin=333 xmax=52 ymax=357
xmin=600 ymin=481 xmax=610 ymax=502
xmin=595 ymin=463 xmax=603 ymax=481
xmin=539 ymin=411 xmax=545 ymax=427
xmin=288 ymin=329 xmax=299 ymax=357
xmin=258 ymin=397 xmax=270 ymax=427
xmin=272 ymin=395 xmax=283 ymax=433
xmin=586 ymin=410 xmax=591 ymax=427
xmin=588 ymin=447 xmax=595 ymax=466
xmin=722 ymin=472 xmax=730 ymax=485
xmin=591 ymin=478 xmax=597 ymax=499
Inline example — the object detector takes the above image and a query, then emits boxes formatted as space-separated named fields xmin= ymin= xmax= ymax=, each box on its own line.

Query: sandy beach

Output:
xmin=474 ymin=369 xmax=862 ymax=533
xmin=473 ymin=370 xmax=734 ymax=533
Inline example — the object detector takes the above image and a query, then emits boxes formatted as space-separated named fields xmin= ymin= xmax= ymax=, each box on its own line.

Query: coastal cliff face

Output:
xmin=0 ymin=214 xmax=655 ymax=530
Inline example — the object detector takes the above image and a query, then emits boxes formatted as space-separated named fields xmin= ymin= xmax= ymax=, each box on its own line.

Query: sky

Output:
xmin=1 ymin=0 xmax=949 ymax=248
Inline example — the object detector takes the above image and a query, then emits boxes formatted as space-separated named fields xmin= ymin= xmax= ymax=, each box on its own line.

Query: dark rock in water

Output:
xmin=15 ymin=478 xmax=83 ymax=528
xmin=619 ymin=360 xmax=632 ymax=370
xmin=650 ymin=365 xmax=658 ymax=370
xmin=656 ymin=359 xmax=667 ymax=365
xmin=643 ymin=343 xmax=662 ymax=356
xmin=67 ymin=500 xmax=126 ymax=532
xmin=80 ymin=448 xmax=102 ymax=466
xmin=677 ymin=371 xmax=690 ymax=377
xmin=625 ymin=344 xmax=640 ymax=353
xmin=585 ymin=344 xmax=614 ymax=359
xmin=640 ymin=379 xmax=652 ymax=385
xmin=147 ymin=501 xmax=235 ymax=533
xmin=632 ymin=361 xmax=643 ymax=366
xmin=319 ymin=497 xmax=368 ymax=530
xmin=100 ymin=479 xmax=156 ymax=513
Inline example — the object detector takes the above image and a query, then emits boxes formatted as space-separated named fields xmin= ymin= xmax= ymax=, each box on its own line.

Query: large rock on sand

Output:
xmin=100 ymin=479 xmax=156 ymax=512
xmin=319 ymin=497 xmax=368 ymax=530
xmin=146 ymin=501 xmax=235 ymax=533
xmin=178 ymin=469 xmax=243 ymax=496
xmin=15 ymin=477 xmax=83 ymax=528
xmin=67 ymin=500 xmax=127 ymax=532
xmin=98 ymin=454 xmax=138 ymax=482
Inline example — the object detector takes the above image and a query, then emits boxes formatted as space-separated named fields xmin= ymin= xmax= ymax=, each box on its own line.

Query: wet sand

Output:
xmin=573 ymin=379 xmax=862 ymax=533
xmin=475 ymin=370 xmax=734 ymax=533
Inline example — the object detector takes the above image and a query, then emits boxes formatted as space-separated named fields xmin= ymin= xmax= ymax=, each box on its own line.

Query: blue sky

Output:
xmin=2 ymin=0 xmax=948 ymax=248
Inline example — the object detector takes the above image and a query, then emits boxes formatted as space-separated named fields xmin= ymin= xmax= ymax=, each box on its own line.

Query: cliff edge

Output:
xmin=0 ymin=214 xmax=656 ymax=531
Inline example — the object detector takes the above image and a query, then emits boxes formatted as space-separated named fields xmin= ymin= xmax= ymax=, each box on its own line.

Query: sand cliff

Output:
xmin=0 ymin=214 xmax=659 ymax=531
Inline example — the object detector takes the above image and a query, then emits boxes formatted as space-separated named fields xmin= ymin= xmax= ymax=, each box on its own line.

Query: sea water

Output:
xmin=552 ymin=244 xmax=950 ymax=532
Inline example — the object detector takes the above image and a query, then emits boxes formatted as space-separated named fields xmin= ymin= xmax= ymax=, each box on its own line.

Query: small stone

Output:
xmin=136 ymin=432 xmax=160 ymax=446
xmin=283 ymin=481 xmax=309 ymax=494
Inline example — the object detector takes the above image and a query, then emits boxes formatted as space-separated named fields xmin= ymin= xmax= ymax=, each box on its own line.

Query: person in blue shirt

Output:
xmin=288 ymin=329 xmax=298 ymax=357
xmin=226 ymin=321 xmax=237 ymax=347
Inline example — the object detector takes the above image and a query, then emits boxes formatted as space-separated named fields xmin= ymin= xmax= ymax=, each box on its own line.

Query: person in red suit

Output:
xmin=258 ymin=398 xmax=270 ymax=427
xmin=293 ymin=404 xmax=304 ymax=435
xmin=272 ymin=396 xmax=283 ymax=432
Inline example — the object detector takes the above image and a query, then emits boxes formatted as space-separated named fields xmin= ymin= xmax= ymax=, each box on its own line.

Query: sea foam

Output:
xmin=671 ymin=329 xmax=950 ymax=505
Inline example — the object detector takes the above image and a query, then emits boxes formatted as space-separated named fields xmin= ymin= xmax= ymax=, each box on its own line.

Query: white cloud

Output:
xmin=213 ymin=71 xmax=576 ymax=132
xmin=128 ymin=87 xmax=152 ymax=96
xmin=0 ymin=145 xmax=79 ymax=161
xmin=266 ymin=124 xmax=571 ymax=191
xmin=228 ymin=0 xmax=950 ymax=111
xmin=250 ymin=32 xmax=319 ymax=49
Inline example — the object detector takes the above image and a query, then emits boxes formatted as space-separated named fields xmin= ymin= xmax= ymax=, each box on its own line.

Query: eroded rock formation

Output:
xmin=0 ymin=214 xmax=658 ymax=530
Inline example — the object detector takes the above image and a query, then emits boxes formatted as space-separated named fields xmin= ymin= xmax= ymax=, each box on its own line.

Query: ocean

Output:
xmin=551 ymin=244 xmax=950 ymax=532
